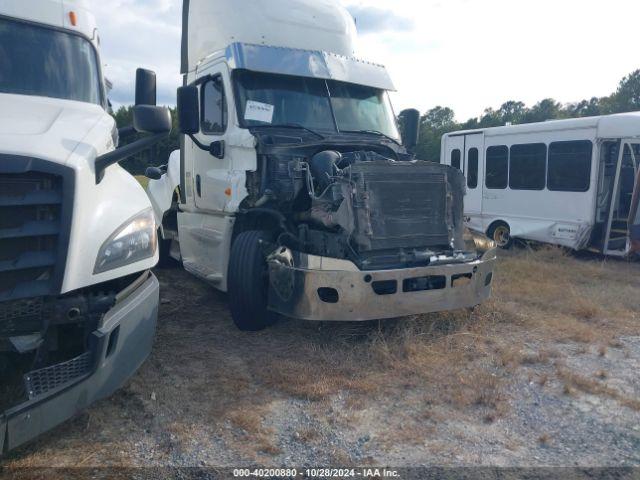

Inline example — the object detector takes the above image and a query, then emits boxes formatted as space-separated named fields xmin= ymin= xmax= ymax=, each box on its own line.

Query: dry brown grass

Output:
xmin=225 ymin=408 xmax=282 ymax=455
xmin=5 ymin=246 xmax=640 ymax=466
xmin=557 ymin=368 xmax=640 ymax=411
xmin=537 ymin=373 xmax=549 ymax=387
xmin=491 ymin=246 xmax=639 ymax=341
xmin=296 ymin=427 xmax=321 ymax=443
xmin=538 ymin=433 xmax=552 ymax=446
xmin=218 ymin=246 xmax=639 ymax=454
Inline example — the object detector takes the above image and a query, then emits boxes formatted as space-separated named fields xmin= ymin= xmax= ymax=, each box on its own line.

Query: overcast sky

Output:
xmin=92 ymin=0 xmax=640 ymax=121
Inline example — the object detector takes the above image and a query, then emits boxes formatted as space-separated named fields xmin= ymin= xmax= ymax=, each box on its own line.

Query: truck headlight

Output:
xmin=94 ymin=209 xmax=157 ymax=274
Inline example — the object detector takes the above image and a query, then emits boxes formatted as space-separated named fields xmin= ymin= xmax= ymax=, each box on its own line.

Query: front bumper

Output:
xmin=0 ymin=272 xmax=159 ymax=453
xmin=268 ymin=250 xmax=496 ymax=321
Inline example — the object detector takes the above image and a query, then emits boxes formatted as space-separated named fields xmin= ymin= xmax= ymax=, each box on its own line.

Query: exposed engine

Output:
xmin=245 ymin=143 xmax=468 ymax=270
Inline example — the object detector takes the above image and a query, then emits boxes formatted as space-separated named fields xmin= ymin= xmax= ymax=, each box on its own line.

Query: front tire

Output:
xmin=227 ymin=230 xmax=278 ymax=331
xmin=488 ymin=222 xmax=513 ymax=249
xmin=157 ymin=234 xmax=176 ymax=268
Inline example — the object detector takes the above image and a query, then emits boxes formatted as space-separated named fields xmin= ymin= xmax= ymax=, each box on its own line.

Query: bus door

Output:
xmin=602 ymin=140 xmax=639 ymax=255
xmin=627 ymin=144 xmax=640 ymax=252
xmin=463 ymin=134 xmax=484 ymax=227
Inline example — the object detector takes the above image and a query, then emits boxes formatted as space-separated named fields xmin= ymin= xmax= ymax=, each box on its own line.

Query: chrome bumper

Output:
xmin=267 ymin=250 xmax=496 ymax=321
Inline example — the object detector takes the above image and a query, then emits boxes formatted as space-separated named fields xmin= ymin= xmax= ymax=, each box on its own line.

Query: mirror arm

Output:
xmin=187 ymin=134 xmax=225 ymax=159
xmin=95 ymin=132 xmax=168 ymax=184
xmin=118 ymin=126 xmax=136 ymax=140
xmin=187 ymin=133 xmax=209 ymax=152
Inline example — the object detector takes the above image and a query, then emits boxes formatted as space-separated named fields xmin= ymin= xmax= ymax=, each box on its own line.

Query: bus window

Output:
xmin=509 ymin=143 xmax=546 ymax=190
xmin=547 ymin=141 xmax=592 ymax=192
xmin=486 ymin=145 xmax=508 ymax=189
xmin=451 ymin=149 xmax=461 ymax=170
xmin=467 ymin=148 xmax=478 ymax=189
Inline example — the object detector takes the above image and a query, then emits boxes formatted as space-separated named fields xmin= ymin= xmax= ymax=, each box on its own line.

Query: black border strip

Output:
xmin=0 ymin=155 xmax=75 ymax=301
xmin=181 ymin=0 xmax=190 ymax=74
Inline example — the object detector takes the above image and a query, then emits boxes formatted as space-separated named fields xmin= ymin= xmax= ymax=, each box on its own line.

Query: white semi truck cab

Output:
xmin=148 ymin=0 xmax=497 ymax=331
xmin=0 ymin=0 xmax=171 ymax=452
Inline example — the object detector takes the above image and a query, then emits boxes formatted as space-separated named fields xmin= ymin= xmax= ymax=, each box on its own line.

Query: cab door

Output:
xmin=463 ymin=134 xmax=484 ymax=229
xmin=192 ymin=63 xmax=231 ymax=213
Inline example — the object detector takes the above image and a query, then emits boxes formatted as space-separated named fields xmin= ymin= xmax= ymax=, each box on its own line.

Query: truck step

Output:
xmin=607 ymin=237 xmax=627 ymax=251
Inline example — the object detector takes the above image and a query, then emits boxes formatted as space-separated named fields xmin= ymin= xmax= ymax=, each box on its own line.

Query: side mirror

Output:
xmin=135 ymin=68 xmax=157 ymax=106
xmin=177 ymin=84 xmax=225 ymax=159
xmin=145 ymin=166 xmax=164 ymax=180
xmin=399 ymin=108 xmax=420 ymax=152
xmin=177 ymin=85 xmax=200 ymax=135
xmin=133 ymin=105 xmax=172 ymax=134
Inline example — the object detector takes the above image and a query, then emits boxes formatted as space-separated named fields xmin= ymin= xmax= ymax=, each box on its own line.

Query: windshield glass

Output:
xmin=0 ymin=18 xmax=102 ymax=104
xmin=234 ymin=71 xmax=335 ymax=131
xmin=234 ymin=70 xmax=399 ymax=139
xmin=328 ymin=82 xmax=399 ymax=138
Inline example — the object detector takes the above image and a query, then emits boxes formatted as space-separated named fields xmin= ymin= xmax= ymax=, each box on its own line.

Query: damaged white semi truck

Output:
xmin=148 ymin=0 xmax=497 ymax=331
xmin=1 ymin=0 xmax=171 ymax=452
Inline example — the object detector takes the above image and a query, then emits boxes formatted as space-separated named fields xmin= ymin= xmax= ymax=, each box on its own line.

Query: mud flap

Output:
xmin=630 ymin=169 xmax=640 ymax=253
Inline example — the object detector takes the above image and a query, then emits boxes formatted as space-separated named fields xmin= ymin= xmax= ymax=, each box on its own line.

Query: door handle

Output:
xmin=196 ymin=174 xmax=202 ymax=197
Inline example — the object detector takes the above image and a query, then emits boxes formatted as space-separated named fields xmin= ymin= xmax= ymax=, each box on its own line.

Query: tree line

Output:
xmin=113 ymin=69 xmax=640 ymax=174
xmin=112 ymin=106 xmax=179 ymax=175
xmin=414 ymin=69 xmax=640 ymax=161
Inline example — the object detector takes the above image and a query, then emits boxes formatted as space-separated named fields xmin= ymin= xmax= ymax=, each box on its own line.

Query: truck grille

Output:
xmin=0 ymin=156 xmax=74 ymax=302
xmin=351 ymin=162 xmax=452 ymax=252
xmin=24 ymin=351 xmax=92 ymax=399
xmin=0 ymin=297 xmax=47 ymax=337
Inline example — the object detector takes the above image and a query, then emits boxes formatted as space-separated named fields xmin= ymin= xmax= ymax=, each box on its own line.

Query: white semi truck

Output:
xmin=148 ymin=0 xmax=497 ymax=331
xmin=0 ymin=0 xmax=171 ymax=452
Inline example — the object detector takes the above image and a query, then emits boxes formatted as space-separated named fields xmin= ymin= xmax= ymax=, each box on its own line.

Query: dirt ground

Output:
xmin=2 ymin=247 xmax=640 ymax=469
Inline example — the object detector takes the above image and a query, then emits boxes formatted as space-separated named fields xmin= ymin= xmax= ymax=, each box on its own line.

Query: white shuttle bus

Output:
xmin=441 ymin=113 xmax=640 ymax=256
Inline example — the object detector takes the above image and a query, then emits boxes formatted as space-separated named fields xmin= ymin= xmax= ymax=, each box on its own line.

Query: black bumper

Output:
xmin=0 ymin=273 xmax=159 ymax=453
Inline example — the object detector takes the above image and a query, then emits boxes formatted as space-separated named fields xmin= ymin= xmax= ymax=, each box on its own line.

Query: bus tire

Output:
xmin=227 ymin=230 xmax=278 ymax=331
xmin=488 ymin=221 xmax=513 ymax=249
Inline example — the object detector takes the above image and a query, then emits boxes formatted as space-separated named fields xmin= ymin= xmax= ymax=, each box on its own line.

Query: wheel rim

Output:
xmin=493 ymin=226 xmax=510 ymax=247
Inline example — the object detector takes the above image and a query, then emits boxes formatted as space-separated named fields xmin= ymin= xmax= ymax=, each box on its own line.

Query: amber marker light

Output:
xmin=69 ymin=11 xmax=77 ymax=26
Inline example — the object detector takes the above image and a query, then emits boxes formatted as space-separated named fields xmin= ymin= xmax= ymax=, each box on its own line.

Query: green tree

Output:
xmin=497 ymin=100 xmax=526 ymax=125
xmin=612 ymin=69 xmax=640 ymax=112
xmin=477 ymin=107 xmax=501 ymax=128
xmin=567 ymin=97 xmax=604 ymax=117
xmin=422 ymin=106 xmax=456 ymax=130
xmin=413 ymin=68 xmax=640 ymax=163
xmin=522 ymin=98 xmax=564 ymax=123
xmin=414 ymin=106 xmax=459 ymax=161
xmin=112 ymin=105 xmax=179 ymax=175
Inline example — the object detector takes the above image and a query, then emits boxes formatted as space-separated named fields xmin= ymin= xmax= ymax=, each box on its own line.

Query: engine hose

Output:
xmin=277 ymin=231 xmax=304 ymax=249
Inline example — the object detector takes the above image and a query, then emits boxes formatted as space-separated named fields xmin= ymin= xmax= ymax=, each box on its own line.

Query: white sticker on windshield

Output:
xmin=245 ymin=100 xmax=275 ymax=124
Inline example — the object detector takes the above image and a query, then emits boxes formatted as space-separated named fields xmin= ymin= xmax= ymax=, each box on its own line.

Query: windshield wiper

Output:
xmin=251 ymin=123 xmax=325 ymax=140
xmin=341 ymin=129 xmax=401 ymax=146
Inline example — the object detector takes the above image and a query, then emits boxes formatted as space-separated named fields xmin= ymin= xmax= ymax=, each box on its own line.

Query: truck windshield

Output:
xmin=0 ymin=17 xmax=102 ymax=105
xmin=234 ymin=70 xmax=399 ymax=139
